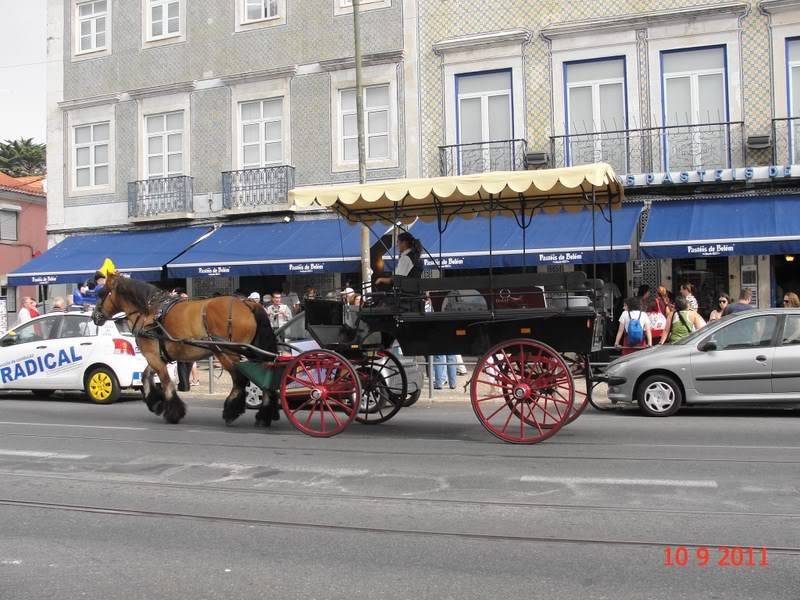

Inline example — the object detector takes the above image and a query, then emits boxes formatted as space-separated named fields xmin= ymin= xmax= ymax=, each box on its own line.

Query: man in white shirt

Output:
xmin=374 ymin=232 xmax=421 ymax=286
xmin=265 ymin=292 xmax=292 ymax=329
xmin=15 ymin=297 xmax=39 ymax=327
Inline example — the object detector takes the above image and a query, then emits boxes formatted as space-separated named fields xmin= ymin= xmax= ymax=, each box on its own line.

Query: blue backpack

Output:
xmin=626 ymin=311 xmax=645 ymax=345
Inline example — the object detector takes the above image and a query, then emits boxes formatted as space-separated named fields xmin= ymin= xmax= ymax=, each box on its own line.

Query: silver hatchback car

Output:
xmin=604 ymin=308 xmax=800 ymax=416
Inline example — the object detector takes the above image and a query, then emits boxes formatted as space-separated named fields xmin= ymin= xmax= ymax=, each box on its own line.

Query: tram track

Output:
xmin=1 ymin=470 xmax=798 ymax=521
xmin=3 ymin=430 xmax=800 ymax=465
xmin=2 ymin=496 xmax=800 ymax=556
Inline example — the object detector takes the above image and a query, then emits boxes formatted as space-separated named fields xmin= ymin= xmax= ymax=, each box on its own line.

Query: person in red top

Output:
xmin=645 ymin=298 xmax=667 ymax=345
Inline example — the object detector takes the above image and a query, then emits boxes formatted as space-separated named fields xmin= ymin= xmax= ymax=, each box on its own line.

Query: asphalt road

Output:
xmin=0 ymin=391 xmax=798 ymax=600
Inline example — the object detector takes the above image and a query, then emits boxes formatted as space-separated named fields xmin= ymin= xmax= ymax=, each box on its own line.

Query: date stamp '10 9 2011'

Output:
xmin=664 ymin=546 xmax=768 ymax=568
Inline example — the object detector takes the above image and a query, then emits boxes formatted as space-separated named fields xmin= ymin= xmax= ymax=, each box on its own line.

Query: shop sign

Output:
xmin=422 ymin=257 xmax=465 ymax=269
xmin=288 ymin=262 xmax=324 ymax=273
xmin=30 ymin=275 xmax=58 ymax=284
xmin=686 ymin=243 xmax=736 ymax=257
xmin=624 ymin=165 xmax=799 ymax=187
xmin=197 ymin=266 xmax=231 ymax=276
xmin=538 ymin=252 xmax=584 ymax=264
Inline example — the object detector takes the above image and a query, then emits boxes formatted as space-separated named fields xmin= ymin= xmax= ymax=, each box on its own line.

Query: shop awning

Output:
xmin=640 ymin=196 xmax=800 ymax=259
xmin=289 ymin=163 xmax=624 ymax=223
xmin=391 ymin=203 xmax=643 ymax=269
xmin=7 ymin=226 xmax=213 ymax=286
xmin=167 ymin=219 xmax=365 ymax=277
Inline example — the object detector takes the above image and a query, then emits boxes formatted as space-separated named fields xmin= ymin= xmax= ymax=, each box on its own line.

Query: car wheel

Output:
xmin=31 ymin=389 xmax=55 ymax=399
xmin=244 ymin=382 xmax=264 ymax=409
xmin=84 ymin=367 xmax=121 ymax=404
xmin=637 ymin=374 xmax=682 ymax=417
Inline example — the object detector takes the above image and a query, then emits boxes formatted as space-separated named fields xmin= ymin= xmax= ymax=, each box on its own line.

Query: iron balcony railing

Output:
xmin=439 ymin=139 xmax=528 ymax=176
xmin=772 ymin=117 xmax=800 ymax=165
xmin=128 ymin=175 xmax=193 ymax=219
xmin=222 ymin=165 xmax=295 ymax=211
xmin=550 ymin=121 xmax=745 ymax=175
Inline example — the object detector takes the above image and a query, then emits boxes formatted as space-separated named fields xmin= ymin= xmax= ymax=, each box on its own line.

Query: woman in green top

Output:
xmin=661 ymin=296 xmax=706 ymax=344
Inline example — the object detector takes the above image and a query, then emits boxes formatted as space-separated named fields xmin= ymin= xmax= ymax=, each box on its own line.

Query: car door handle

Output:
xmin=36 ymin=345 xmax=47 ymax=349
xmin=755 ymin=355 xmax=768 ymax=362
xmin=80 ymin=342 xmax=93 ymax=346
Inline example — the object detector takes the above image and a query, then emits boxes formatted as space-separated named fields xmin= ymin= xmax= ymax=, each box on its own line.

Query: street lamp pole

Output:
xmin=352 ymin=0 xmax=372 ymax=289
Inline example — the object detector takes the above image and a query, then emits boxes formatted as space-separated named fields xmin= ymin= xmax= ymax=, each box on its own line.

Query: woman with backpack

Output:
xmin=614 ymin=297 xmax=653 ymax=355
xmin=661 ymin=296 xmax=706 ymax=344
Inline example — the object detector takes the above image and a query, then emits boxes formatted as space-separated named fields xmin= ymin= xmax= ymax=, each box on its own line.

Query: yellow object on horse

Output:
xmin=98 ymin=257 xmax=117 ymax=277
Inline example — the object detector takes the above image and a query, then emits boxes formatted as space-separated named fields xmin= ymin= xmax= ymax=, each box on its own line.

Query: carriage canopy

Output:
xmin=288 ymin=163 xmax=624 ymax=223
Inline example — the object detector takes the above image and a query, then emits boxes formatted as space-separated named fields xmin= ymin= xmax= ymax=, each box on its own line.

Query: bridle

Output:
xmin=100 ymin=286 xmax=147 ymax=335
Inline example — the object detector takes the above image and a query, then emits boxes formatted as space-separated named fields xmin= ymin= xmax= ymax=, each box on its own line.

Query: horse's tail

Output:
xmin=246 ymin=300 xmax=278 ymax=354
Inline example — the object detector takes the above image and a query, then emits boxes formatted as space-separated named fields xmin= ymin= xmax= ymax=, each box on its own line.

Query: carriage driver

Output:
xmin=374 ymin=231 xmax=422 ymax=286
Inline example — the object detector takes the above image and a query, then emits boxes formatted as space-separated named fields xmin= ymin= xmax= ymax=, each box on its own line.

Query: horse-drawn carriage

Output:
xmin=93 ymin=163 xmax=623 ymax=444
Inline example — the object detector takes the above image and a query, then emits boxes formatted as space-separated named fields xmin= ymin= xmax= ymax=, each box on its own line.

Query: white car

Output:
xmin=0 ymin=312 xmax=147 ymax=403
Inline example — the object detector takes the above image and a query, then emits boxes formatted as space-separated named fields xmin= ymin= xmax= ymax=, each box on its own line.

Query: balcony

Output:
xmin=128 ymin=175 xmax=194 ymax=222
xmin=222 ymin=165 xmax=295 ymax=213
xmin=550 ymin=121 xmax=745 ymax=176
xmin=772 ymin=117 xmax=800 ymax=165
xmin=439 ymin=139 xmax=528 ymax=176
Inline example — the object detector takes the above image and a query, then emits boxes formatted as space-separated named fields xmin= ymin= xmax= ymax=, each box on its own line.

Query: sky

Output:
xmin=0 ymin=0 xmax=47 ymax=143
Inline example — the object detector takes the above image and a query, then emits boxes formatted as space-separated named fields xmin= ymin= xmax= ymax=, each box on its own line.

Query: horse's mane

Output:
xmin=114 ymin=277 xmax=169 ymax=314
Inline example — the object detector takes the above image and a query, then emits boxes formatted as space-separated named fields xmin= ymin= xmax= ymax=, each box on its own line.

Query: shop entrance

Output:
xmin=773 ymin=255 xmax=800 ymax=304
xmin=672 ymin=257 xmax=729 ymax=318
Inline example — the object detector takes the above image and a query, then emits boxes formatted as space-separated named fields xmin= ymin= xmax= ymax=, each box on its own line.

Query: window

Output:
xmin=662 ymin=46 xmax=728 ymax=170
xmin=1 ymin=286 xmax=16 ymax=313
xmin=240 ymin=99 xmax=283 ymax=168
xmin=145 ymin=111 xmax=183 ymax=178
xmin=340 ymin=84 xmax=390 ymax=162
xmin=455 ymin=71 xmax=512 ymax=173
xmin=713 ymin=316 xmax=778 ymax=351
xmin=74 ymin=122 xmax=110 ymax=188
xmin=0 ymin=210 xmax=18 ymax=241
xmin=244 ymin=0 xmax=279 ymax=21
xmin=787 ymin=39 xmax=800 ymax=162
xmin=781 ymin=315 xmax=800 ymax=345
xmin=565 ymin=58 xmax=626 ymax=172
xmin=57 ymin=315 xmax=93 ymax=339
xmin=335 ymin=0 xmax=390 ymax=14
xmin=13 ymin=317 xmax=59 ymax=344
xmin=147 ymin=0 xmax=181 ymax=40
xmin=76 ymin=0 xmax=108 ymax=54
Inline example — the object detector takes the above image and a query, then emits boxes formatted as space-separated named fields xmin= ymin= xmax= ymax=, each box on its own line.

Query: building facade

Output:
xmin=0 ymin=175 xmax=47 ymax=327
xmin=415 ymin=0 xmax=800 ymax=313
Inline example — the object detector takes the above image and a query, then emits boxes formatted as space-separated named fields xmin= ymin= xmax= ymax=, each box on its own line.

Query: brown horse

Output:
xmin=92 ymin=273 xmax=277 ymax=425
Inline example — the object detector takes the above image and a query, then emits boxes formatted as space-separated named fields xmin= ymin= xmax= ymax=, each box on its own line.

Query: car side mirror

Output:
xmin=699 ymin=340 xmax=717 ymax=352
xmin=1 ymin=334 xmax=17 ymax=347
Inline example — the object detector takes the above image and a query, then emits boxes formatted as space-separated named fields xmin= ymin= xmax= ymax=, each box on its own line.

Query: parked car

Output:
xmin=604 ymin=308 xmax=800 ymax=416
xmin=0 ymin=312 xmax=146 ymax=403
xmin=243 ymin=311 xmax=423 ymax=409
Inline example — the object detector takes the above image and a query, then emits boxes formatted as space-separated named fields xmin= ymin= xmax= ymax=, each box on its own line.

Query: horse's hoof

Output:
xmin=151 ymin=400 xmax=165 ymax=416
xmin=254 ymin=417 xmax=272 ymax=428
xmin=163 ymin=403 xmax=186 ymax=424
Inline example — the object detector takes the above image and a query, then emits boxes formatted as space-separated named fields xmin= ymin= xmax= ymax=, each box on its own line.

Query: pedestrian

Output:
xmin=51 ymin=297 xmax=66 ymax=312
xmin=709 ymin=293 xmax=730 ymax=320
xmin=282 ymin=281 xmax=300 ymax=314
xmin=662 ymin=296 xmax=705 ymax=344
xmin=655 ymin=285 xmax=672 ymax=315
xmin=723 ymin=288 xmax=755 ymax=315
xmin=82 ymin=279 xmax=98 ymax=305
xmin=15 ymin=296 xmax=39 ymax=326
xmin=266 ymin=292 xmax=292 ymax=329
xmin=433 ymin=354 xmax=458 ymax=390
xmin=782 ymin=292 xmax=800 ymax=308
xmin=637 ymin=284 xmax=651 ymax=302
xmin=71 ymin=282 xmax=88 ymax=308
xmin=303 ymin=286 xmax=316 ymax=301
xmin=171 ymin=287 xmax=192 ymax=391
xmin=248 ymin=291 xmax=261 ymax=304
xmin=374 ymin=231 xmax=423 ymax=286
xmin=645 ymin=298 xmax=666 ymax=345
xmin=679 ymin=283 xmax=698 ymax=311
xmin=614 ymin=296 xmax=652 ymax=355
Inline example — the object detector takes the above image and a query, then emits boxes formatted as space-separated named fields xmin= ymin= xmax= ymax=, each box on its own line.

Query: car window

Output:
xmin=57 ymin=315 xmax=93 ymax=339
xmin=781 ymin=315 xmax=800 ymax=346
xmin=8 ymin=316 xmax=60 ymax=344
xmin=712 ymin=315 xmax=778 ymax=351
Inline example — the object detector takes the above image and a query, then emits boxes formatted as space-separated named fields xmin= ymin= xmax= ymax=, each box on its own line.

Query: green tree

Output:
xmin=0 ymin=138 xmax=46 ymax=177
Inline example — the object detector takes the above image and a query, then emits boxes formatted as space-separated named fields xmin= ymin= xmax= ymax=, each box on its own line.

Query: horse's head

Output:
xmin=92 ymin=272 xmax=122 ymax=326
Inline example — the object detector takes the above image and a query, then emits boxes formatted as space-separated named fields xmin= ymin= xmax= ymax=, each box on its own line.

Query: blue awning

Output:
xmin=395 ymin=203 xmax=642 ymax=269
xmin=8 ymin=227 xmax=213 ymax=286
xmin=167 ymin=219 xmax=365 ymax=277
xmin=640 ymin=196 xmax=800 ymax=259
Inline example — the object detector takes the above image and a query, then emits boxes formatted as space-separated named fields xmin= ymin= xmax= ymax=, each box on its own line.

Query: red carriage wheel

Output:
xmin=280 ymin=350 xmax=361 ymax=437
xmin=470 ymin=339 xmax=574 ymax=444
xmin=562 ymin=353 xmax=592 ymax=425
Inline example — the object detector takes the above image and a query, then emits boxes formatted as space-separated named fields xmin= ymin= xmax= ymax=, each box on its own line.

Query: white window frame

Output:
xmin=66 ymin=104 xmax=116 ymax=197
xmin=339 ymin=84 xmax=392 ymax=164
xmin=73 ymin=122 xmax=111 ymax=190
xmin=235 ymin=0 xmax=286 ymax=32
xmin=239 ymin=98 xmax=285 ymax=168
xmin=144 ymin=111 xmax=185 ymax=179
xmin=565 ymin=61 xmax=626 ymax=135
xmin=662 ymin=51 xmax=727 ymax=126
xmin=230 ymin=76 xmax=292 ymax=171
xmin=138 ymin=93 xmax=191 ymax=180
xmin=143 ymin=0 xmax=186 ymax=47
xmin=334 ymin=0 xmax=390 ymax=16
xmin=73 ymin=0 xmax=111 ymax=59
xmin=330 ymin=63 xmax=399 ymax=172
xmin=787 ymin=38 xmax=800 ymax=163
xmin=456 ymin=71 xmax=513 ymax=145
